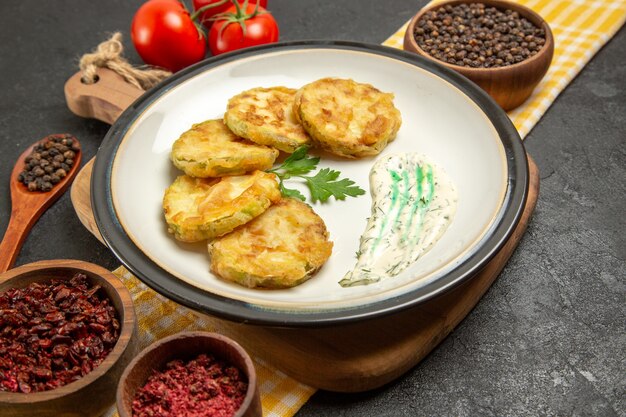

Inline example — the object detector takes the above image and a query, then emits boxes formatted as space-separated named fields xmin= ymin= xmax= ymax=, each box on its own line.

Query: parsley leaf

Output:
xmin=268 ymin=146 xmax=366 ymax=203
xmin=279 ymin=182 xmax=306 ymax=201
xmin=305 ymin=168 xmax=366 ymax=202
xmin=269 ymin=146 xmax=319 ymax=178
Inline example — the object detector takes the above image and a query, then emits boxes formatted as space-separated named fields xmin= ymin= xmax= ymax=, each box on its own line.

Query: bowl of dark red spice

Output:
xmin=403 ymin=0 xmax=554 ymax=110
xmin=117 ymin=331 xmax=262 ymax=417
xmin=0 ymin=259 xmax=138 ymax=417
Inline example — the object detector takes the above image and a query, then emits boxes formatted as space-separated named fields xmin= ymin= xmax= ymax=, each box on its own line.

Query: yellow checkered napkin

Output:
xmin=384 ymin=0 xmax=626 ymax=139
xmin=105 ymin=267 xmax=315 ymax=417
xmin=106 ymin=2 xmax=624 ymax=416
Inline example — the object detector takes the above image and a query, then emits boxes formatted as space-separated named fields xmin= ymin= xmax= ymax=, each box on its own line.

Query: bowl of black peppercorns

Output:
xmin=404 ymin=0 xmax=554 ymax=110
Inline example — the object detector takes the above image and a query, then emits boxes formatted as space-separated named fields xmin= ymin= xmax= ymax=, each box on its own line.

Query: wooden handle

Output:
xmin=0 ymin=210 xmax=38 ymax=273
xmin=65 ymin=68 xmax=144 ymax=246
xmin=64 ymin=68 xmax=144 ymax=125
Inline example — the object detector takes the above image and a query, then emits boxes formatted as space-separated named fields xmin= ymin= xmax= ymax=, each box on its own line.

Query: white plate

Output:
xmin=93 ymin=42 xmax=527 ymax=326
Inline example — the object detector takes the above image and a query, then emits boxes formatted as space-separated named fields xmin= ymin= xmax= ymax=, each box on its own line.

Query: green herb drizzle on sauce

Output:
xmin=340 ymin=154 xmax=457 ymax=287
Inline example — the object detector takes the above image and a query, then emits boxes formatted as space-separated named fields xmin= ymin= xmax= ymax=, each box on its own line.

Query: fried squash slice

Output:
xmin=208 ymin=198 xmax=333 ymax=289
xmin=171 ymin=119 xmax=279 ymax=178
xmin=163 ymin=171 xmax=281 ymax=242
xmin=294 ymin=78 xmax=402 ymax=158
xmin=224 ymin=86 xmax=311 ymax=153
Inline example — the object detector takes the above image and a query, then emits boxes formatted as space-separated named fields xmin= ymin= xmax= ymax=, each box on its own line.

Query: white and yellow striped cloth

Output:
xmin=107 ymin=1 xmax=625 ymax=416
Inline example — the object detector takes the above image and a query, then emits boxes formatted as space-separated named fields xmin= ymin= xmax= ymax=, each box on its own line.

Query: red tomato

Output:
xmin=193 ymin=0 xmax=268 ymax=28
xmin=208 ymin=3 xmax=279 ymax=56
xmin=131 ymin=0 xmax=206 ymax=72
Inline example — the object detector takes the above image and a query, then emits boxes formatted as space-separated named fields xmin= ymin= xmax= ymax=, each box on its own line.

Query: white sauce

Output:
xmin=340 ymin=153 xmax=458 ymax=287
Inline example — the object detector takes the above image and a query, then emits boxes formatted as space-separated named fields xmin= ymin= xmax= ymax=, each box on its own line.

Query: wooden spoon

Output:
xmin=0 ymin=135 xmax=82 ymax=272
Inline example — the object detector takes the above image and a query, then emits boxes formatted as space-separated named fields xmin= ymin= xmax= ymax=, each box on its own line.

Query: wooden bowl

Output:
xmin=0 ymin=259 xmax=138 ymax=417
xmin=117 ymin=331 xmax=262 ymax=417
xmin=403 ymin=0 xmax=554 ymax=110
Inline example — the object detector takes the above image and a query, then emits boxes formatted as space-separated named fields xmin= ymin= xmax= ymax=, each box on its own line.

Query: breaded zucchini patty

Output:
xmin=171 ymin=119 xmax=279 ymax=178
xmin=208 ymin=198 xmax=333 ymax=288
xmin=163 ymin=171 xmax=281 ymax=242
xmin=294 ymin=78 xmax=402 ymax=158
xmin=224 ymin=86 xmax=311 ymax=153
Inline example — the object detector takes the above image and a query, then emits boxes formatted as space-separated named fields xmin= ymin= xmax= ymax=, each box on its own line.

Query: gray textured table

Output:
xmin=0 ymin=1 xmax=624 ymax=415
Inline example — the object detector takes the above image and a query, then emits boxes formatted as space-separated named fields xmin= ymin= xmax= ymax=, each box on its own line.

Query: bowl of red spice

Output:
xmin=117 ymin=331 xmax=262 ymax=417
xmin=403 ymin=0 xmax=554 ymax=110
xmin=0 ymin=259 xmax=138 ymax=417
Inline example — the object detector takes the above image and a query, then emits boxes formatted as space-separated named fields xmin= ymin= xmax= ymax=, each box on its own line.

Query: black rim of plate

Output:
xmin=92 ymin=40 xmax=528 ymax=327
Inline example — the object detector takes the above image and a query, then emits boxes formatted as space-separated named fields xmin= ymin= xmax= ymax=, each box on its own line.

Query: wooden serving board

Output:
xmin=65 ymin=68 xmax=539 ymax=392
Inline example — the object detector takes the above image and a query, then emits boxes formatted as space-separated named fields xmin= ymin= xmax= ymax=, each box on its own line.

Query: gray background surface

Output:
xmin=0 ymin=1 xmax=624 ymax=415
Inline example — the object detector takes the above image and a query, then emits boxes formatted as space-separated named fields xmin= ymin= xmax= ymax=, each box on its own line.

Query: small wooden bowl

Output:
xmin=0 ymin=259 xmax=138 ymax=417
xmin=403 ymin=0 xmax=554 ymax=110
xmin=117 ymin=331 xmax=262 ymax=417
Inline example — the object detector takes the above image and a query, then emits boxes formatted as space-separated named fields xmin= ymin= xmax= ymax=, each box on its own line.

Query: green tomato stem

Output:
xmin=211 ymin=0 xmax=267 ymax=40
xmin=189 ymin=0 xmax=230 ymax=22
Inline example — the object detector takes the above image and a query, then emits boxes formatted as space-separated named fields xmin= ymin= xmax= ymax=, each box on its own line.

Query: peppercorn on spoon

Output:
xmin=0 ymin=135 xmax=81 ymax=273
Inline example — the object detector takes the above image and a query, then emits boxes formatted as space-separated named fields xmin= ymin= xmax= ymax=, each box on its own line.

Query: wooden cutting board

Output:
xmin=65 ymin=68 xmax=539 ymax=392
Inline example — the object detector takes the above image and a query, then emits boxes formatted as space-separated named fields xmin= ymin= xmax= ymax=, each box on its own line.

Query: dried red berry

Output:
xmin=0 ymin=273 xmax=120 ymax=393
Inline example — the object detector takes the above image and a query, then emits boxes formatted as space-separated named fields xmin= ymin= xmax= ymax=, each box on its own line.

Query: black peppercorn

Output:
xmin=17 ymin=134 xmax=80 ymax=192
xmin=413 ymin=2 xmax=545 ymax=68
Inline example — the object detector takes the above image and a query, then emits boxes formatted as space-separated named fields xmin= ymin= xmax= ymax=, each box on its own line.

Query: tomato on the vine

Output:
xmin=131 ymin=0 xmax=206 ymax=72
xmin=193 ymin=0 xmax=268 ymax=28
xmin=208 ymin=2 xmax=279 ymax=56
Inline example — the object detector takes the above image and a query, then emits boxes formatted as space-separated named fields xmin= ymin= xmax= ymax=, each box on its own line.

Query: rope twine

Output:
xmin=79 ymin=32 xmax=171 ymax=91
